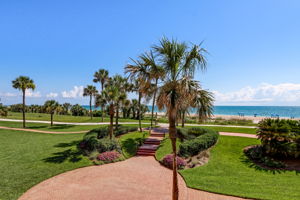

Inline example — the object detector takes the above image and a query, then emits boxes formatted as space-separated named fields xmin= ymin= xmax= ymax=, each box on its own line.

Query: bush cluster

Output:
xmin=114 ymin=126 xmax=138 ymax=136
xmin=244 ymin=146 xmax=286 ymax=168
xmin=257 ymin=119 xmax=300 ymax=158
xmin=161 ymin=154 xmax=186 ymax=169
xmin=0 ymin=104 xmax=8 ymax=117
xmin=178 ymin=127 xmax=219 ymax=157
xmin=97 ymin=151 xmax=121 ymax=162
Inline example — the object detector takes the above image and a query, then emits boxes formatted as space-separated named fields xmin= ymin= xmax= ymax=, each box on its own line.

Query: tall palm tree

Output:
xmin=140 ymin=51 xmax=165 ymax=129
xmin=194 ymin=89 xmax=214 ymax=123
xmin=93 ymin=69 xmax=109 ymax=122
xmin=125 ymin=61 xmax=151 ymax=132
xmin=155 ymin=38 xmax=207 ymax=200
xmin=44 ymin=100 xmax=59 ymax=126
xmin=83 ymin=85 xmax=98 ymax=119
xmin=12 ymin=76 xmax=36 ymax=128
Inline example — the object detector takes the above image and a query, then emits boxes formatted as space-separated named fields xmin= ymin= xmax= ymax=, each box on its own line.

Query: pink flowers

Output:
xmin=161 ymin=154 xmax=186 ymax=169
xmin=97 ymin=151 xmax=120 ymax=162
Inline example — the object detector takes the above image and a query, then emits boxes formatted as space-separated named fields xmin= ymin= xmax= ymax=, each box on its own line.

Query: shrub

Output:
xmin=178 ymin=127 xmax=219 ymax=157
xmin=97 ymin=151 xmax=120 ymax=162
xmin=114 ymin=126 xmax=138 ymax=136
xmin=0 ymin=104 xmax=8 ymax=117
xmin=161 ymin=154 xmax=186 ymax=169
xmin=84 ymin=127 xmax=108 ymax=140
xmin=71 ymin=104 xmax=87 ymax=116
xmin=244 ymin=146 xmax=286 ymax=168
xmin=81 ymin=134 xmax=120 ymax=153
xmin=257 ymin=119 xmax=300 ymax=158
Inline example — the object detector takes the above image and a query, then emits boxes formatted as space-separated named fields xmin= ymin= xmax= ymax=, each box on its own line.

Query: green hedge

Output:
xmin=178 ymin=127 xmax=219 ymax=157
xmin=257 ymin=119 xmax=300 ymax=158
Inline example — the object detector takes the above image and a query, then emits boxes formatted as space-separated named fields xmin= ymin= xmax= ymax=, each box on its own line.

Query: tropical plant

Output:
xmin=93 ymin=69 xmax=109 ymax=122
xmin=0 ymin=103 xmax=8 ymax=117
xmin=154 ymin=38 xmax=207 ymax=200
xmin=83 ymin=85 xmax=98 ymax=119
xmin=71 ymin=104 xmax=87 ymax=116
xmin=194 ymin=89 xmax=214 ymax=123
xmin=125 ymin=62 xmax=151 ymax=132
xmin=43 ymin=100 xmax=59 ymax=126
xmin=12 ymin=76 xmax=36 ymax=128
xmin=62 ymin=103 xmax=72 ymax=115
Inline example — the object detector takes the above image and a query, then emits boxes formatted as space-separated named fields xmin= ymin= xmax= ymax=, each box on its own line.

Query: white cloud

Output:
xmin=213 ymin=83 xmax=300 ymax=105
xmin=46 ymin=92 xmax=58 ymax=98
xmin=0 ymin=92 xmax=17 ymax=97
xmin=25 ymin=90 xmax=42 ymax=98
xmin=62 ymin=86 xmax=84 ymax=98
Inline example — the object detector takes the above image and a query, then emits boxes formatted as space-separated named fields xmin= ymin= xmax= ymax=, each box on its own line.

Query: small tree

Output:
xmin=44 ymin=100 xmax=59 ymax=126
xmin=12 ymin=76 xmax=36 ymax=128
xmin=83 ymin=85 xmax=98 ymax=119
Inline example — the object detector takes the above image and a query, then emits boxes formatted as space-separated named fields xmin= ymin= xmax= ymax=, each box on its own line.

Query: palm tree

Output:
xmin=155 ymin=38 xmax=207 ymax=200
xmin=194 ymin=89 xmax=214 ymax=123
xmin=125 ymin=62 xmax=151 ymax=132
xmin=83 ymin=85 xmax=98 ymax=119
xmin=99 ymin=84 xmax=120 ymax=139
xmin=44 ymin=100 xmax=59 ymax=126
xmin=12 ymin=76 xmax=36 ymax=128
xmin=93 ymin=69 xmax=109 ymax=122
xmin=140 ymin=51 xmax=165 ymax=129
xmin=62 ymin=103 xmax=72 ymax=115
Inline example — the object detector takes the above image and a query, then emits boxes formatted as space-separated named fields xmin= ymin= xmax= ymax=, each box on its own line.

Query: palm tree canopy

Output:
xmin=93 ymin=69 xmax=109 ymax=87
xmin=83 ymin=85 xmax=98 ymax=97
xmin=44 ymin=100 xmax=59 ymax=114
xmin=12 ymin=76 xmax=35 ymax=91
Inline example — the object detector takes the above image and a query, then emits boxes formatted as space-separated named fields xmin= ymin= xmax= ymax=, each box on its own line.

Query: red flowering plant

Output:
xmin=161 ymin=154 xmax=186 ymax=170
xmin=97 ymin=151 xmax=121 ymax=163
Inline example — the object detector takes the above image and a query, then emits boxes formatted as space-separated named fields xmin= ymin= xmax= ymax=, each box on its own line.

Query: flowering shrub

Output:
xmin=161 ymin=154 xmax=186 ymax=169
xmin=97 ymin=151 xmax=120 ymax=162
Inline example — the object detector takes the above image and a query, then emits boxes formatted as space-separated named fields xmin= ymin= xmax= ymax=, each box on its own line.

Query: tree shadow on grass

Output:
xmin=240 ymin=155 xmax=300 ymax=175
xmin=48 ymin=124 xmax=75 ymax=130
xmin=43 ymin=140 xmax=83 ymax=164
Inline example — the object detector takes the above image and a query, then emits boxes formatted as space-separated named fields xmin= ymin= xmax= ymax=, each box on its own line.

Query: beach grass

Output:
xmin=155 ymin=135 xmax=300 ymax=200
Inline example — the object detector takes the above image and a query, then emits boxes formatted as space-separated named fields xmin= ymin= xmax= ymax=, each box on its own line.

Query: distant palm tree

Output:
xmin=44 ymin=100 xmax=59 ymax=126
xmin=12 ymin=76 xmax=36 ymax=128
xmin=83 ymin=85 xmax=98 ymax=119
xmin=62 ymin=103 xmax=72 ymax=115
xmin=140 ymin=51 xmax=165 ymax=129
xmin=93 ymin=69 xmax=109 ymax=122
xmin=125 ymin=61 xmax=151 ymax=132
xmin=194 ymin=89 xmax=214 ymax=123
xmin=155 ymin=38 xmax=207 ymax=200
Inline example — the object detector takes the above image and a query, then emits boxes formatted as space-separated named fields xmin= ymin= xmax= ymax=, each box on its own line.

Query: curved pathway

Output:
xmin=18 ymin=156 xmax=245 ymax=200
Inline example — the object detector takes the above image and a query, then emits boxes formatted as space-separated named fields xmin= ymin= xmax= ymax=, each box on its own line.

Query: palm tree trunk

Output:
xmin=90 ymin=95 xmax=92 ymax=120
xmin=169 ymin=102 xmax=179 ymax=200
xmin=51 ymin=113 xmax=53 ymax=126
xmin=138 ymin=92 xmax=142 ymax=132
xmin=101 ymin=83 xmax=104 ymax=122
xmin=181 ymin=110 xmax=185 ymax=127
xmin=22 ymin=90 xmax=26 ymax=128
xmin=150 ymin=79 xmax=158 ymax=129
xmin=109 ymin=104 xmax=114 ymax=139
xmin=116 ymin=104 xmax=119 ymax=127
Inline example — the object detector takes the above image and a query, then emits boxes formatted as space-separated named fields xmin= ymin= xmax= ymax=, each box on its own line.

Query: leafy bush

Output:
xmin=178 ymin=127 xmax=219 ymax=157
xmin=161 ymin=154 xmax=186 ymax=169
xmin=0 ymin=104 xmax=8 ymax=117
xmin=80 ymin=136 xmax=120 ymax=153
xmin=8 ymin=104 xmax=27 ymax=112
xmin=97 ymin=151 xmax=121 ymax=162
xmin=70 ymin=104 xmax=87 ymax=116
xmin=244 ymin=146 xmax=286 ymax=168
xmin=114 ymin=126 xmax=138 ymax=136
xmin=84 ymin=127 xmax=108 ymax=140
xmin=257 ymin=119 xmax=300 ymax=158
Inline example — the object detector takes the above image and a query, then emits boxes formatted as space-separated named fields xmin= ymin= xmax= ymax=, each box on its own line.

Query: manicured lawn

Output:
xmin=119 ymin=131 xmax=149 ymax=158
xmin=185 ymin=126 xmax=257 ymax=134
xmin=155 ymin=135 xmax=181 ymax=161
xmin=3 ymin=112 xmax=151 ymax=123
xmin=0 ymin=121 xmax=148 ymax=132
xmin=0 ymin=130 xmax=92 ymax=200
xmin=156 ymin=135 xmax=300 ymax=200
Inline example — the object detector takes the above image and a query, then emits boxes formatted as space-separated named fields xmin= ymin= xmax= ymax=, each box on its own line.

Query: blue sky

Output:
xmin=1 ymin=0 xmax=300 ymax=106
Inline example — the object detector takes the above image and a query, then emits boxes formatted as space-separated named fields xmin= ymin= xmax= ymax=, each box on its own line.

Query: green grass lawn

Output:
xmin=0 ymin=130 xmax=92 ymax=200
xmin=3 ymin=112 xmax=150 ymax=123
xmin=156 ymin=136 xmax=300 ymax=200
xmin=0 ymin=121 xmax=149 ymax=132
xmin=119 ymin=131 xmax=149 ymax=158
xmin=184 ymin=126 xmax=257 ymax=134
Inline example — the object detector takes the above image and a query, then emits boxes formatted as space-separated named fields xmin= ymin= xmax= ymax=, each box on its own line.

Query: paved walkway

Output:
xmin=0 ymin=118 xmax=256 ymax=128
xmin=18 ymin=156 xmax=245 ymax=200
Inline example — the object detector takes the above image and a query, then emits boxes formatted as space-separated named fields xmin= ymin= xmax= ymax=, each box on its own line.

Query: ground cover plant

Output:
xmin=156 ymin=135 xmax=300 ymax=200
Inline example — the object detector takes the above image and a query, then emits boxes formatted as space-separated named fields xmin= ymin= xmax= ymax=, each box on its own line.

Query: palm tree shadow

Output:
xmin=48 ymin=124 xmax=75 ymax=130
xmin=43 ymin=140 xmax=83 ymax=164
xmin=121 ymin=138 xmax=143 ymax=156
xmin=240 ymin=155 xmax=300 ymax=175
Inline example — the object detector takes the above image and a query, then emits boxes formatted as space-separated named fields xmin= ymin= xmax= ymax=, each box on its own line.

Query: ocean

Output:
xmin=82 ymin=105 xmax=300 ymax=118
